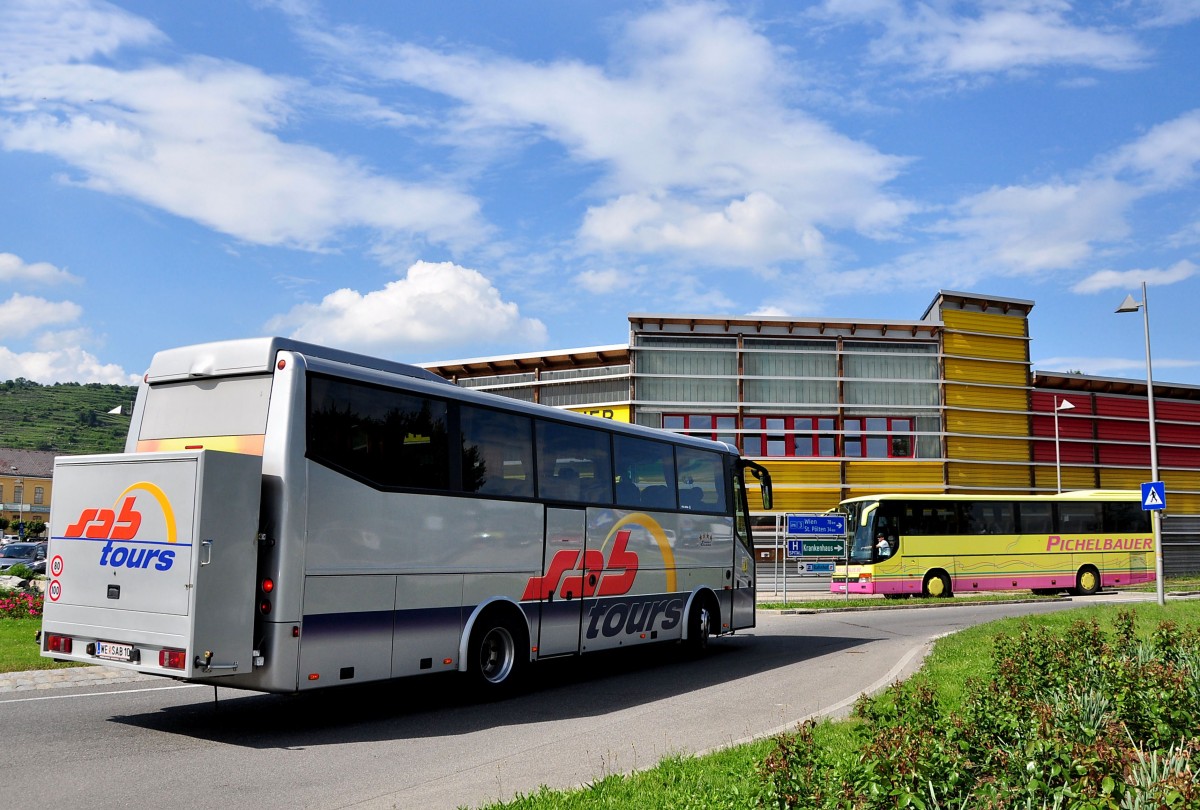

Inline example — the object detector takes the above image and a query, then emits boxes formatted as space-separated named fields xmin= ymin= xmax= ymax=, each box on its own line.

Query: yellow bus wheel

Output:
xmin=923 ymin=571 xmax=952 ymax=598
xmin=1071 ymin=566 xmax=1100 ymax=597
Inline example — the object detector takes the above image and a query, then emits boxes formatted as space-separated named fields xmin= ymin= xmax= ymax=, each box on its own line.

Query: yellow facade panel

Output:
xmin=943 ymin=332 xmax=1029 ymax=362
xmin=941 ymin=309 xmax=1029 ymax=338
xmin=844 ymin=461 xmax=943 ymax=486
xmin=1168 ymin=493 xmax=1200 ymax=513
xmin=759 ymin=460 xmax=841 ymax=485
xmin=944 ymin=357 xmax=1029 ymax=386
xmin=946 ymin=410 xmax=1028 ymax=436
xmin=1099 ymin=468 xmax=1147 ymax=490
xmin=948 ymin=463 xmax=1031 ymax=490
xmin=945 ymin=385 xmax=1028 ymax=410
xmin=1033 ymin=466 xmax=1097 ymax=491
xmin=1163 ymin=470 xmax=1200 ymax=493
xmin=948 ymin=437 xmax=1031 ymax=462
xmin=769 ymin=491 xmax=844 ymax=513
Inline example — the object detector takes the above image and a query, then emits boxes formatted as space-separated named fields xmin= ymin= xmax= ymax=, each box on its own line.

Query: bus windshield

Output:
xmin=846 ymin=500 xmax=878 ymax=563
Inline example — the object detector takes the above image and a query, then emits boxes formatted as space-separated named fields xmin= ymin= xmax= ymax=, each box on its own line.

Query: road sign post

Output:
xmin=784 ymin=513 xmax=851 ymax=602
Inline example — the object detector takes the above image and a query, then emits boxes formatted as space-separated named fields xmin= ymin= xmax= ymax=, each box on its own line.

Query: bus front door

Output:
xmin=536 ymin=507 xmax=586 ymax=657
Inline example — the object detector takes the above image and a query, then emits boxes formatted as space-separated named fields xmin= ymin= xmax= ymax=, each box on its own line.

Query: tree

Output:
xmin=0 ymin=517 xmax=8 ymax=534
xmin=25 ymin=520 xmax=47 ymax=539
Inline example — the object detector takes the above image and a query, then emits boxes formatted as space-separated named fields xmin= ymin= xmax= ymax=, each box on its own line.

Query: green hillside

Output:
xmin=0 ymin=379 xmax=137 ymax=455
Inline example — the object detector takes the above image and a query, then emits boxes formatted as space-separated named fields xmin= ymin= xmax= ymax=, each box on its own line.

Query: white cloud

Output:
xmin=0 ymin=0 xmax=163 ymax=71
xmin=0 ymin=253 xmax=80 ymax=285
xmin=937 ymin=179 xmax=1136 ymax=273
xmin=0 ymin=293 xmax=83 ymax=337
xmin=817 ymin=0 xmax=1146 ymax=77
xmin=0 ymin=4 xmax=487 ymax=253
xmin=0 ymin=342 xmax=137 ymax=384
xmin=279 ymin=1 xmax=914 ymax=267
xmin=574 ymin=268 xmax=628 ymax=295
xmin=580 ymin=192 xmax=826 ymax=265
xmin=1137 ymin=0 xmax=1200 ymax=27
xmin=1103 ymin=110 xmax=1200 ymax=191
xmin=265 ymin=260 xmax=547 ymax=354
xmin=883 ymin=110 xmax=1200 ymax=284
xmin=1071 ymin=260 xmax=1197 ymax=294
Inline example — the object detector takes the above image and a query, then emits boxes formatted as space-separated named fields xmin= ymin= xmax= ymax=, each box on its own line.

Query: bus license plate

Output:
xmin=94 ymin=641 xmax=134 ymax=662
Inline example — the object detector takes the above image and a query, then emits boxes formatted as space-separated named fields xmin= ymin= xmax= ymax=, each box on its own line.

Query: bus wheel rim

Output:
xmin=1081 ymin=571 xmax=1097 ymax=592
xmin=480 ymin=627 xmax=515 ymax=684
xmin=928 ymin=577 xmax=944 ymax=596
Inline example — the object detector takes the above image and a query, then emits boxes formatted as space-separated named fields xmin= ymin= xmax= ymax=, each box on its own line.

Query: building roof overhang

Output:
xmin=421 ymin=344 xmax=630 ymax=379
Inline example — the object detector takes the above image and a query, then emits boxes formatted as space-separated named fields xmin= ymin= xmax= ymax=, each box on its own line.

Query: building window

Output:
xmin=741 ymin=415 xmax=839 ymax=457
xmin=34 ymin=487 xmax=44 ymax=505
xmin=663 ymin=414 xmax=736 ymax=445
xmin=844 ymin=417 xmax=914 ymax=458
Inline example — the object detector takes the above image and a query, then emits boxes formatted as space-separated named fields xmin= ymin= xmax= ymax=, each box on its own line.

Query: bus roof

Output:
xmin=839 ymin=490 xmax=1141 ymax=505
xmin=144 ymin=337 xmax=450 ymax=385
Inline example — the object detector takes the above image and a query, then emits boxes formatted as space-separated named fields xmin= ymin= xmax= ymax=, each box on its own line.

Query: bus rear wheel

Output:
xmin=923 ymin=571 xmax=952 ymax=598
xmin=1070 ymin=566 xmax=1101 ymax=596
xmin=467 ymin=611 xmax=526 ymax=696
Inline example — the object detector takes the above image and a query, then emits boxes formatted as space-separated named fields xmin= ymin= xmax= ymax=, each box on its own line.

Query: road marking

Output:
xmin=0 ymin=683 xmax=201 ymax=704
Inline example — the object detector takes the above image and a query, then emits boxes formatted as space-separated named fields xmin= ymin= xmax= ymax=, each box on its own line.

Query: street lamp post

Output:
xmin=1116 ymin=281 xmax=1165 ymax=607
xmin=1054 ymin=397 xmax=1075 ymax=493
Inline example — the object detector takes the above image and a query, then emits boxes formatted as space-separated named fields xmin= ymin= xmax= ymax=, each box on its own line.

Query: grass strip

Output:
xmin=476 ymin=600 xmax=1200 ymax=809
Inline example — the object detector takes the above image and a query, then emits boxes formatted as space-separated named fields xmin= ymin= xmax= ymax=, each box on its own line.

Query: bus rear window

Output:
xmin=140 ymin=375 xmax=272 ymax=439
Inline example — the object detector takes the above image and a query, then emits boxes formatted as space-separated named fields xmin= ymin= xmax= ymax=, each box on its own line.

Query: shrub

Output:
xmin=759 ymin=610 xmax=1200 ymax=808
xmin=2 ymin=564 xmax=38 ymax=581
xmin=0 ymin=588 xmax=43 ymax=619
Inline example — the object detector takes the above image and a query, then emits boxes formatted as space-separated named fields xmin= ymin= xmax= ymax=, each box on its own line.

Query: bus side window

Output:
xmin=676 ymin=447 xmax=726 ymax=513
xmin=613 ymin=435 xmax=675 ymax=509
xmin=1058 ymin=502 xmax=1101 ymax=533
xmin=461 ymin=405 xmax=534 ymax=498
xmin=1104 ymin=501 xmax=1149 ymax=533
xmin=1017 ymin=502 xmax=1052 ymax=534
xmin=307 ymin=375 xmax=450 ymax=491
xmin=535 ymin=421 xmax=613 ymax=505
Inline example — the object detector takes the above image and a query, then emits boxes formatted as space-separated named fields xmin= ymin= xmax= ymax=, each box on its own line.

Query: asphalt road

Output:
xmin=2 ymin=595 xmax=1149 ymax=809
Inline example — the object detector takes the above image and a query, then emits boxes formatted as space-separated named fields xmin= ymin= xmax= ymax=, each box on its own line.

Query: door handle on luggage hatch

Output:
xmin=200 ymin=539 xmax=212 ymax=566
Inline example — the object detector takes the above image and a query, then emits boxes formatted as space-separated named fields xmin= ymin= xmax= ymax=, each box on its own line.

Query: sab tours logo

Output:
xmin=523 ymin=513 xmax=684 ymax=640
xmin=64 ymin=483 xmax=180 ymax=571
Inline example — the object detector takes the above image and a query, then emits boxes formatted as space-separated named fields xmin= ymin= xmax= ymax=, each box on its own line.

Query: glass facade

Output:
xmin=636 ymin=337 xmax=943 ymax=460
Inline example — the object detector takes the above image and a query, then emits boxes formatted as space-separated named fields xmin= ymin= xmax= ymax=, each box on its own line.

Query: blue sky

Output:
xmin=1 ymin=0 xmax=1198 ymax=386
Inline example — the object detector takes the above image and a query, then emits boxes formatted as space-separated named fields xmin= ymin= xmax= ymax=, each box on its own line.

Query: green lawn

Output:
xmin=477 ymin=600 xmax=1200 ymax=809
xmin=0 ymin=617 xmax=83 ymax=674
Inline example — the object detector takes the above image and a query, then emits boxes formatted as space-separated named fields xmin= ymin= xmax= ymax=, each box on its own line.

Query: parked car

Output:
xmin=0 ymin=541 xmax=47 ymax=575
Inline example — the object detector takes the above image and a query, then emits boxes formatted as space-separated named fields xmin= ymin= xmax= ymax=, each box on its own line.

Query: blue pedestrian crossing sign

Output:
xmin=1141 ymin=481 xmax=1166 ymax=511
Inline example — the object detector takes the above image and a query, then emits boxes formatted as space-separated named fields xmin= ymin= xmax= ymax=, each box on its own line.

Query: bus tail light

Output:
xmin=261 ymin=577 xmax=275 ymax=594
xmin=160 ymin=649 xmax=187 ymax=670
xmin=46 ymin=634 xmax=72 ymax=654
xmin=259 ymin=599 xmax=272 ymax=615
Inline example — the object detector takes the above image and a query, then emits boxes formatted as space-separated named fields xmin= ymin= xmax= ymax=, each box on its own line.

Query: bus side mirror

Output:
xmin=742 ymin=460 xmax=773 ymax=511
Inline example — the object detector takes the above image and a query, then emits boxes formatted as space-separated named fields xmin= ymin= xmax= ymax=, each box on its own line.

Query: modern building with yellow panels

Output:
xmin=423 ymin=290 xmax=1200 ymax=573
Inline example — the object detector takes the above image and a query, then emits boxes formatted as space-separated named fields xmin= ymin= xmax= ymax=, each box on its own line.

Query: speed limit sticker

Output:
xmin=48 ymin=580 xmax=62 ymax=602
xmin=50 ymin=555 xmax=64 ymax=577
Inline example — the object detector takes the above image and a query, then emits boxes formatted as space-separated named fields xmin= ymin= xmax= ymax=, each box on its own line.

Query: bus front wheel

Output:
xmin=684 ymin=594 xmax=717 ymax=655
xmin=467 ymin=611 xmax=526 ymax=696
xmin=923 ymin=571 xmax=952 ymax=598
xmin=1071 ymin=566 xmax=1101 ymax=596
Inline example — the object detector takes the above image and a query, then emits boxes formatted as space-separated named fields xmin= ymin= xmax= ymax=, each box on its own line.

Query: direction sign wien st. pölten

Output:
xmin=785 ymin=513 xmax=847 ymax=536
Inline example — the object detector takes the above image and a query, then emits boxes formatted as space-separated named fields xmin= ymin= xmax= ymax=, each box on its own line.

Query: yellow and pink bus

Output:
xmin=831 ymin=491 xmax=1153 ymax=598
